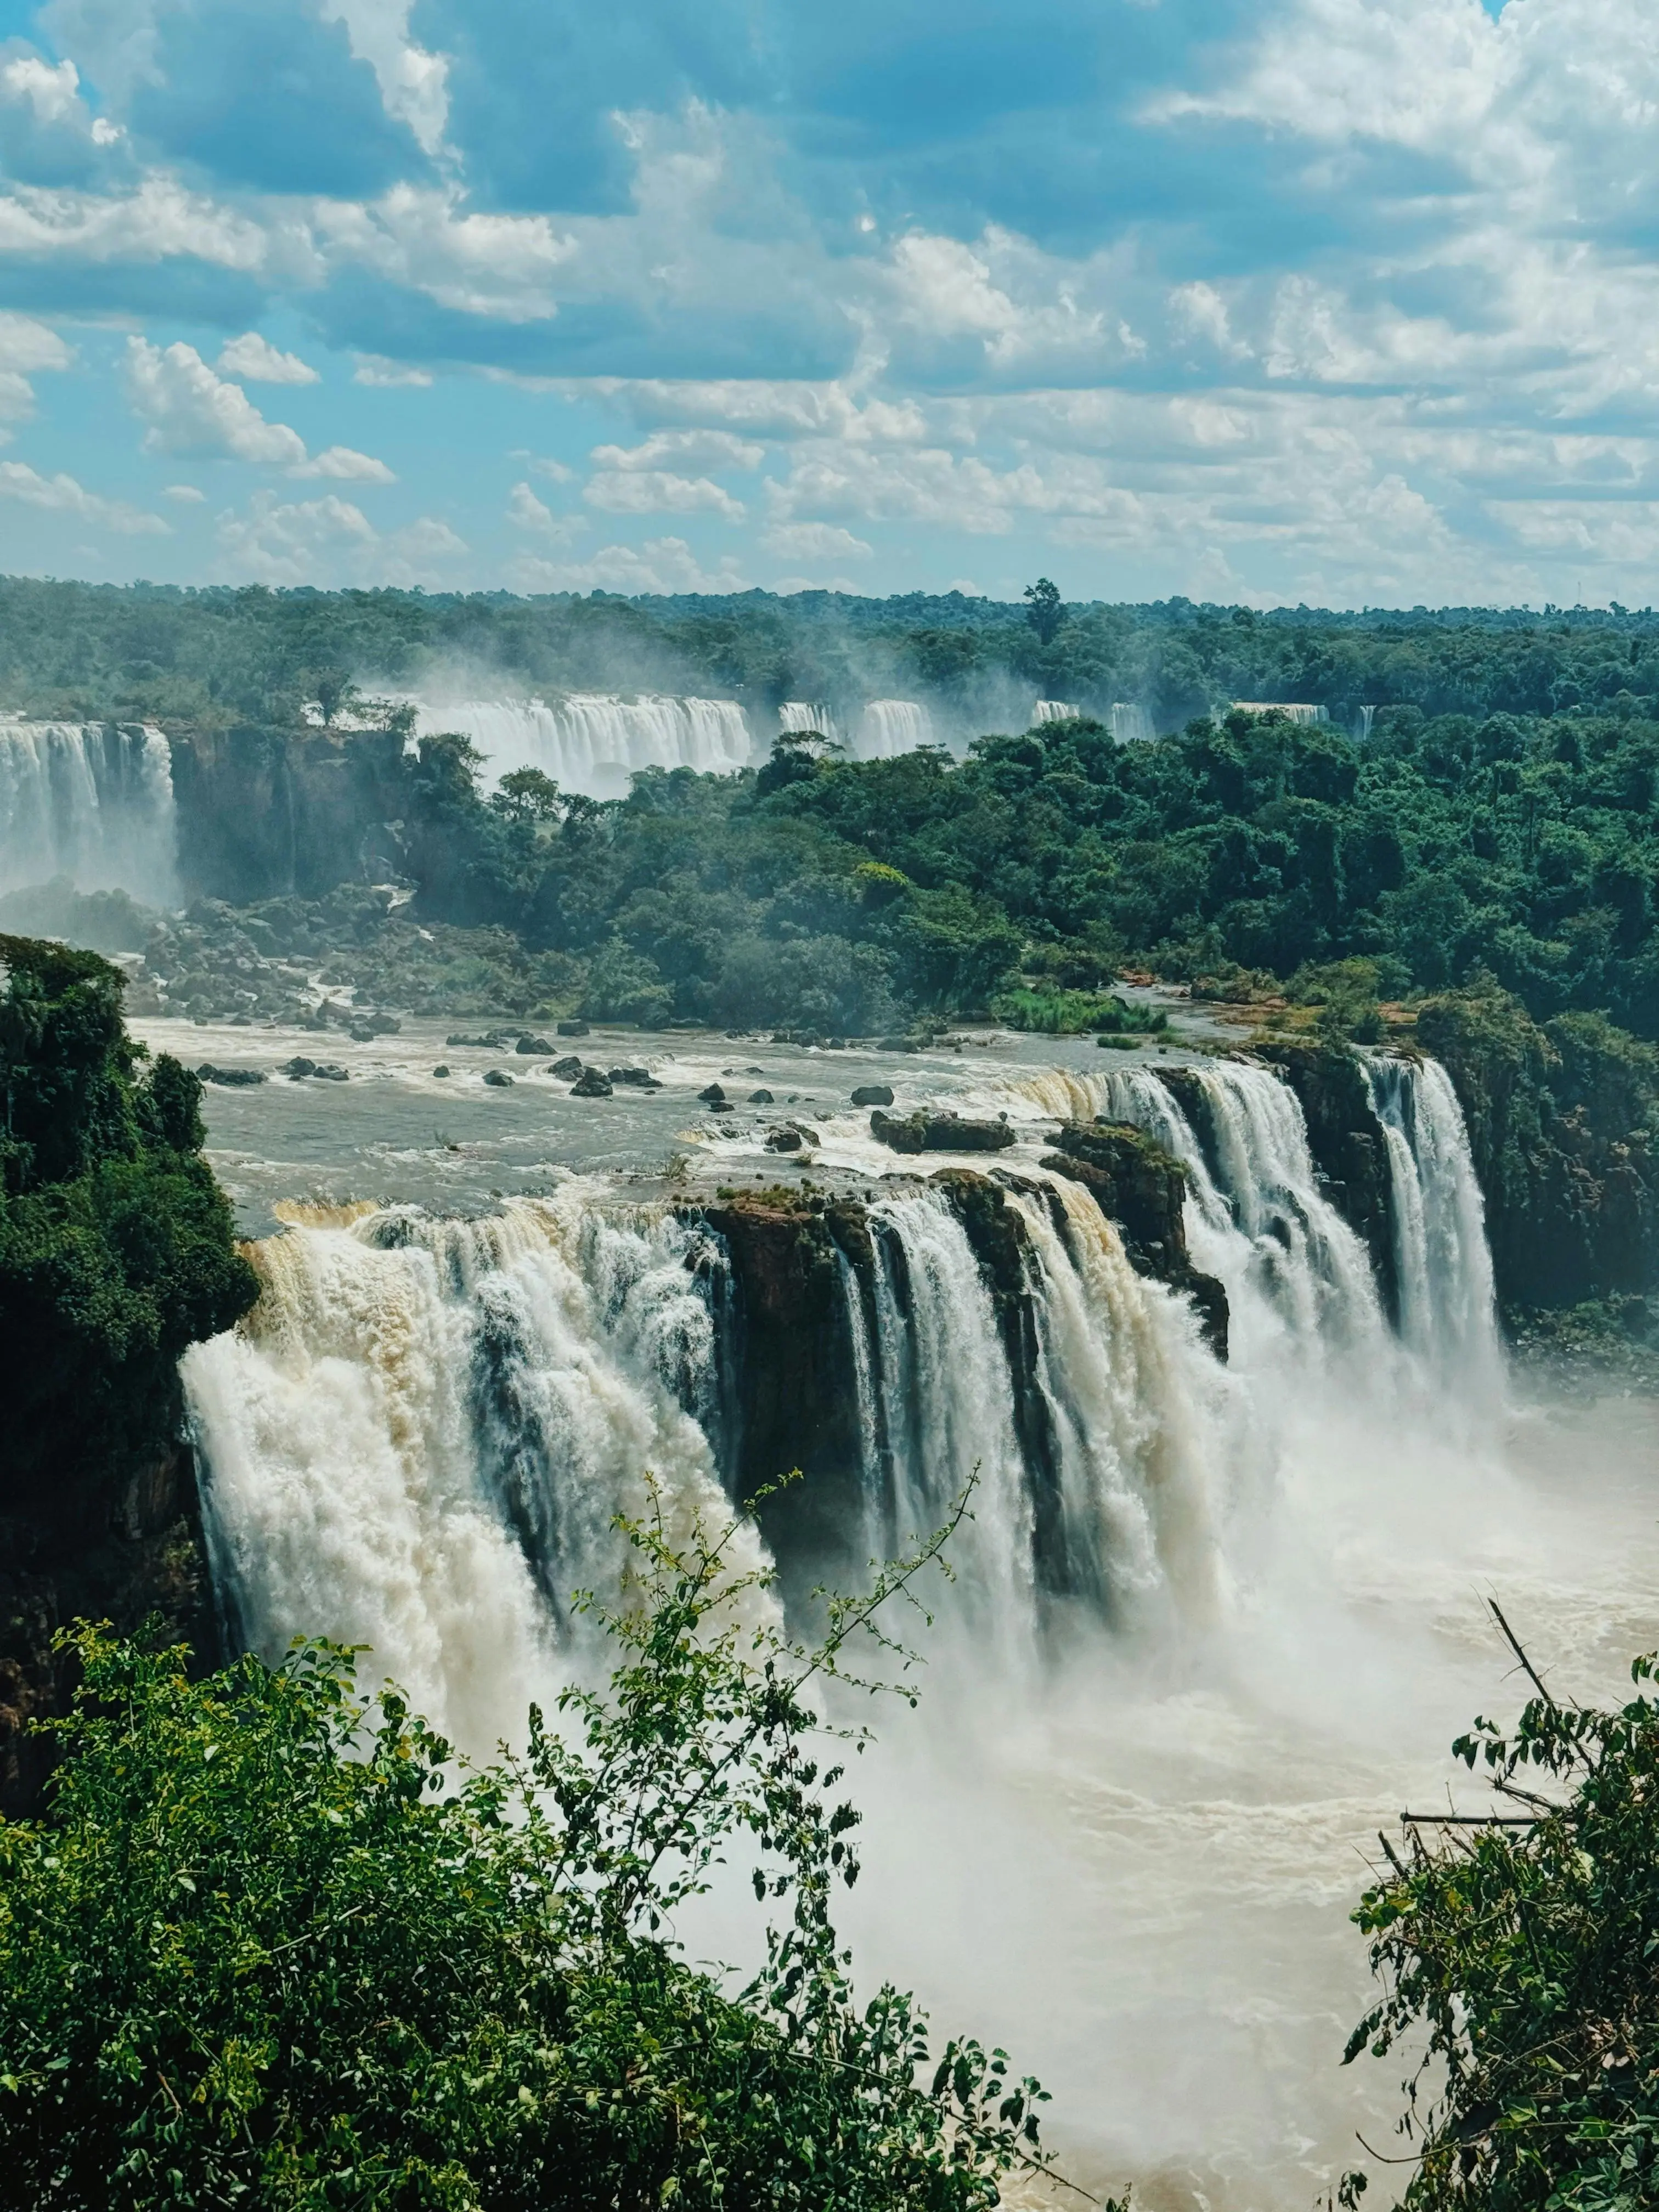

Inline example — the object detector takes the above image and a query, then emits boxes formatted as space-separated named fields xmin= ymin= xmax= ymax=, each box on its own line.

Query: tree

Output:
xmin=1344 ymin=1613 xmax=1659 ymax=2210
xmin=0 ymin=1486 xmax=1092 ymax=2212
xmin=1024 ymin=578 xmax=1064 ymax=647
xmin=490 ymin=766 xmax=565 ymax=825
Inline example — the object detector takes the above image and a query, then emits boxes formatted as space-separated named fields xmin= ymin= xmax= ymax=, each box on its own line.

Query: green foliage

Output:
xmin=0 ymin=938 xmax=257 ymax=1499
xmin=1023 ymin=579 xmax=1064 ymax=647
xmin=0 ymin=1493 xmax=1084 ymax=2212
xmin=1346 ymin=1637 xmax=1659 ymax=2210
xmin=991 ymin=987 xmax=1167 ymax=1036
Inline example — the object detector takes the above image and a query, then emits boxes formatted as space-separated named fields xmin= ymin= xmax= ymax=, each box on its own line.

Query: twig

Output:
xmin=1488 ymin=1599 xmax=1561 ymax=1714
xmin=1401 ymin=1812 xmax=1537 ymax=1826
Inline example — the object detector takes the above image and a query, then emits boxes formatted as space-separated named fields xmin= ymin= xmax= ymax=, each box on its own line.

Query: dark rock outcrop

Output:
xmin=851 ymin=1084 xmax=894 ymax=1107
xmin=1042 ymin=1122 xmax=1229 ymax=1359
xmin=483 ymin=1068 xmax=515 ymax=1087
xmin=569 ymin=1066 xmax=612 ymax=1097
xmin=870 ymin=1108 xmax=1015 ymax=1154
xmin=196 ymin=1063 xmax=267 ymax=1086
xmin=688 ymin=1193 xmax=873 ymax=1598
xmin=167 ymin=722 xmax=410 ymax=904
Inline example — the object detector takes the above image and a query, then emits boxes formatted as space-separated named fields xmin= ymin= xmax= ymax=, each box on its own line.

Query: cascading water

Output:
xmin=855 ymin=701 xmax=933 ymax=759
xmin=1032 ymin=699 xmax=1083 ymax=726
xmin=859 ymin=1190 xmax=1036 ymax=1661
xmin=0 ymin=718 xmax=177 ymax=902
xmin=1109 ymin=702 xmax=1154 ymax=744
xmin=780 ymin=701 xmax=840 ymax=746
xmin=407 ymin=695 xmax=754 ymax=797
xmin=184 ymin=1190 xmax=764 ymax=1746
xmin=1364 ymin=1053 xmax=1503 ymax=1396
xmin=1230 ymin=701 xmax=1329 ymax=725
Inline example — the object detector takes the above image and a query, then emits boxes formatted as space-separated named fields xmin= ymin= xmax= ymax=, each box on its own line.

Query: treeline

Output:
xmin=382 ymin=706 xmax=1659 ymax=1044
xmin=12 ymin=575 xmax=1659 ymax=733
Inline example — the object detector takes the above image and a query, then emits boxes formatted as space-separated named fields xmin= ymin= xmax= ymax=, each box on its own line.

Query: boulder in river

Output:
xmin=570 ymin=1066 xmax=613 ymax=1098
xmin=311 ymin=1062 xmax=349 ymax=1081
xmin=196 ymin=1063 xmax=267 ymax=1086
xmin=432 ymin=1065 xmax=451 ymax=1078
xmin=765 ymin=1126 xmax=803 ymax=1152
xmin=610 ymin=1066 xmax=654 ymax=1086
xmin=851 ymin=1083 xmax=894 ymax=1107
xmin=748 ymin=1088 xmax=775 ymax=1104
xmin=699 ymin=1082 xmax=726 ymax=1104
xmin=483 ymin=1068 xmax=515 ymax=1087
xmin=516 ymin=1034 xmax=555 ymax=1054
xmin=870 ymin=1107 xmax=1014 ymax=1154
xmin=281 ymin=1057 xmax=317 ymax=1080
xmin=550 ymin=1055 xmax=584 ymax=1080
xmin=557 ymin=1020 xmax=590 ymax=1037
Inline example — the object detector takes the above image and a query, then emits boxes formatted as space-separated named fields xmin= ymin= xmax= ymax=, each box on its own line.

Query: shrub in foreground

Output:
xmin=0 ymin=1496 xmax=1070 ymax=2211
xmin=1346 ymin=1626 xmax=1659 ymax=2210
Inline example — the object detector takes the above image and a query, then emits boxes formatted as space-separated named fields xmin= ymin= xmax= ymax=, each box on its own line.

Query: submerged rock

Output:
xmin=556 ymin=1019 xmax=590 ymax=1037
xmin=311 ymin=1062 xmax=349 ymax=1081
xmin=195 ymin=1063 xmax=267 ymax=1086
xmin=870 ymin=1107 xmax=1015 ymax=1154
xmin=483 ymin=1068 xmax=515 ymax=1087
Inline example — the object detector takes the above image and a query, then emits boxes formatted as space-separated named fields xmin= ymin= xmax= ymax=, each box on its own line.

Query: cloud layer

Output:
xmin=2 ymin=0 xmax=1659 ymax=603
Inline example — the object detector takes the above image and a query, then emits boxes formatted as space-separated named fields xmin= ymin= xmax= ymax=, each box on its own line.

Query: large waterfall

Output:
xmin=186 ymin=1049 xmax=1494 ymax=1709
xmin=0 ymin=718 xmax=177 ymax=903
xmin=855 ymin=701 xmax=933 ymax=758
xmin=1110 ymin=702 xmax=1154 ymax=744
xmin=407 ymin=695 xmax=754 ymax=796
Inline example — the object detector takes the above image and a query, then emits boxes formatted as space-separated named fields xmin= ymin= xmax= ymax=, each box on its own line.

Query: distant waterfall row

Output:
xmin=409 ymin=695 xmax=754 ymax=797
xmin=0 ymin=718 xmax=178 ymax=904
xmin=185 ymin=1049 xmax=1499 ymax=1736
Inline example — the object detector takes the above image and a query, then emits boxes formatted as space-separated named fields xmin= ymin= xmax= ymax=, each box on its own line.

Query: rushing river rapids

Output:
xmin=158 ymin=1017 xmax=1659 ymax=2209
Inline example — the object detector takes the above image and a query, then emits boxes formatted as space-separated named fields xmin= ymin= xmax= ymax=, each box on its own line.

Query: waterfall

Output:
xmin=0 ymin=719 xmax=177 ymax=904
xmin=855 ymin=701 xmax=933 ymax=759
xmin=780 ymin=701 xmax=840 ymax=747
xmin=1363 ymin=1054 xmax=1502 ymax=1393
xmin=1110 ymin=703 xmax=1154 ymax=745
xmin=861 ymin=1192 xmax=1036 ymax=1656
xmin=407 ymin=695 xmax=754 ymax=797
xmin=1231 ymin=702 xmax=1329 ymax=726
xmin=1357 ymin=704 xmax=1376 ymax=740
xmin=1005 ymin=1182 xmax=1228 ymax=1627
xmin=183 ymin=1191 xmax=765 ymax=1746
xmin=1039 ymin=1060 xmax=1390 ymax=1369
xmin=1032 ymin=700 xmax=1082 ymax=727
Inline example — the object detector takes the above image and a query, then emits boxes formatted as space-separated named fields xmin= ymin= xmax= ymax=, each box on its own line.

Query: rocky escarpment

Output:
xmin=1041 ymin=1123 xmax=1229 ymax=1359
xmin=1254 ymin=1039 xmax=1397 ymax=1311
xmin=1417 ymin=982 xmax=1659 ymax=1312
xmin=167 ymin=723 xmax=411 ymax=905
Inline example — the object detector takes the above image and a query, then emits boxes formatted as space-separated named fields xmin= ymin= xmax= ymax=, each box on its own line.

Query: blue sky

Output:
xmin=0 ymin=0 xmax=1651 ymax=606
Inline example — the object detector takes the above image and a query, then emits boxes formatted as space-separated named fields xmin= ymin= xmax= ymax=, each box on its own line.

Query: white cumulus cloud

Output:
xmin=0 ymin=459 xmax=167 ymax=534
xmin=584 ymin=470 xmax=745 ymax=520
xmin=761 ymin=521 xmax=873 ymax=561
xmin=125 ymin=338 xmax=391 ymax=481
xmin=590 ymin=427 xmax=765 ymax=473
xmin=216 ymin=491 xmax=464 ymax=584
xmin=218 ymin=332 xmax=320 ymax=385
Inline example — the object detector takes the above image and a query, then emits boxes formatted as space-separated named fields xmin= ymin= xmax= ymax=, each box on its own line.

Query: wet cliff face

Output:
xmin=1417 ymin=985 xmax=1659 ymax=1311
xmin=690 ymin=1192 xmax=872 ymax=1596
xmin=1245 ymin=1041 xmax=1398 ymax=1315
xmin=1041 ymin=1124 xmax=1229 ymax=1360
xmin=167 ymin=724 xmax=410 ymax=904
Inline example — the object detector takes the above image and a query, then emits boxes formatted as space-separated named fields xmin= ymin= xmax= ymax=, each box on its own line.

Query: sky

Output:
xmin=0 ymin=0 xmax=1655 ymax=607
